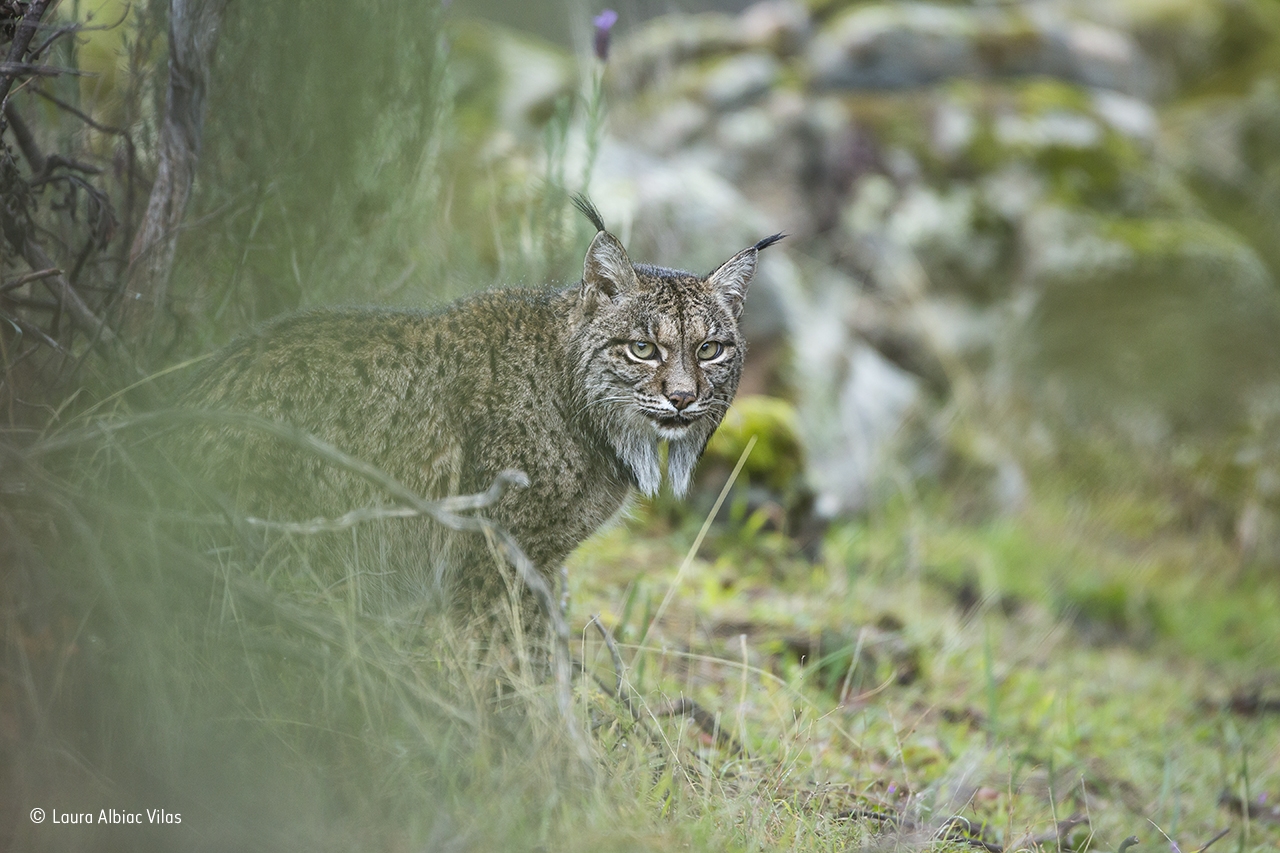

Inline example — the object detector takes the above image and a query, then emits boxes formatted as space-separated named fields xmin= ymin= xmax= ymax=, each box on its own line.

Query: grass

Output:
xmin=5 ymin=4 xmax=1279 ymax=849
xmin=5 ymin=375 xmax=1278 ymax=853
xmin=563 ymin=468 xmax=1280 ymax=852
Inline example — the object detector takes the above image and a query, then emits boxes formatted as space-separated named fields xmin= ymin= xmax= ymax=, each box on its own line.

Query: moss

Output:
xmin=1014 ymin=78 xmax=1094 ymax=115
xmin=703 ymin=395 xmax=805 ymax=493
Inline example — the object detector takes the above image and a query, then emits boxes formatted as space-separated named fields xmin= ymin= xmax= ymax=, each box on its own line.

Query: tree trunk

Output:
xmin=124 ymin=0 xmax=228 ymax=349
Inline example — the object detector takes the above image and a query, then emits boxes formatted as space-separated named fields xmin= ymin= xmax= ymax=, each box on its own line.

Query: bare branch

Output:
xmin=30 ymin=4 xmax=132 ymax=60
xmin=0 ymin=0 xmax=53 ymax=116
xmin=242 ymin=471 xmax=531 ymax=535
xmin=1 ymin=267 xmax=61 ymax=294
xmin=0 ymin=309 xmax=65 ymax=352
xmin=588 ymin=614 xmax=626 ymax=703
xmin=650 ymin=697 xmax=746 ymax=756
xmin=3 ymin=100 xmax=44 ymax=173
xmin=31 ymin=86 xmax=132 ymax=136
xmin=0 ymin=61 xmax=92 ymax=78
xmin=0 ymin=220 xmax=117 ymax=348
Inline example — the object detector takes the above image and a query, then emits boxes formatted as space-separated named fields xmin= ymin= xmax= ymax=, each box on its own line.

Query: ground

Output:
xmin=562 ymin=472 xmax=1280 ymax=852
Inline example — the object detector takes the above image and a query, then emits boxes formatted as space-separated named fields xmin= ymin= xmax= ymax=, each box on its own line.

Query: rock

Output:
xmin=1090 ymin=89 xmax=1158 ymax=142
xmin=1162 ymin=79 xmax=1280 ymax=278
xmin=608 ymin=13 xmax=746 ymax=98
xmin=640 ymin=98 xmax=714 ymax=154
xmin=807 ymin=2 xmax=1151 ymax=96
xmin=994 ymin=109 xmax=1102 ymax=149
xmin=1015 ymin=208 xmax=1280 ymax=429
xmin=842 ymin=176 xmax=1017 ymax=303
xmin=788 ymin=270 xmax=927 ymax=516
xmin=1068 ymin=0 xmax=1275 ymax=97
xmin=740 ymin=0 xmax=811 ymax=56
xmin=701 ymin=51 xmax=781 ymax=110
xmin=809 ymin=3 xmax=980 ymax=90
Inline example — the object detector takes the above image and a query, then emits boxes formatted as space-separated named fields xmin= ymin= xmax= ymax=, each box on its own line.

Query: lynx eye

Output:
xmin=628 ymin=340 xmax=658 ymax=360
xmin=697 ymin=341 xmax=725 ymax=361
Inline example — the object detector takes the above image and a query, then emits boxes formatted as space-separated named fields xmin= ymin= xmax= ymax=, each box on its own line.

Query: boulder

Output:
xmin=807 ymin=2 xmax=1151 ymax=97
xmin=787 ymin=268 xmax=927 ymax=516
xmin=607 ymin=13 xmax=747 ymax=98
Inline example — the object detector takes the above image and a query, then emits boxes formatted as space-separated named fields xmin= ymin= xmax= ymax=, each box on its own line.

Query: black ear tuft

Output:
xmin=572 ymin=193 xmax=608 ymax=233
xmin=753 ymin=233 xmax=786 ymax=253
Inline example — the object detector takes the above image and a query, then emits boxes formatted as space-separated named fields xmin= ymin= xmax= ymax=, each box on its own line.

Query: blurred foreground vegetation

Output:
xmin=1 ymin=0 xmax=1279 ymax=851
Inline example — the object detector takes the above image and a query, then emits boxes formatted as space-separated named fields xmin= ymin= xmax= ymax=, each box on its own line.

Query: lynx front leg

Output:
xmin=559 ymin=564 xmax=570 ymax=621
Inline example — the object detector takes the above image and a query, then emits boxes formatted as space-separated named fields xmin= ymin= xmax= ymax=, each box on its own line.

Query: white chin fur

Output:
xmin=608 ymin=411 xmax=708 ymax=499
xmin=665 ymin=435 xmax=703 ymax=499
xmin=654 ymin=423 xmax=692 ymax=441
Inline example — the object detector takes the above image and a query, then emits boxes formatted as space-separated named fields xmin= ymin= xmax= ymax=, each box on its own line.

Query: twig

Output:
xmin=1193 ymin=828 xmax=1230 ymax=853
xmin=0 ymin=214 xmax=117 ymax=348
xmin=1 ymin=267 xmax=62 ymax=294
xmin=0 ymin=0 xmax=53 ymax=113
xmin=3 ymin=101 xmax=45 ymax=173
xmin=650 ymin=696 xmax=746 ymax=756
xmin=588 ymin=614 xmax=626 ymax=703
xmin=832 ymin=807 xmax=1005 ymax=852
xmin=937 ymin=816 xmax=1005 ymax=853
xmin=0 ymin=61 xmax=92 ymax=78
xmin=31 ymin=86 xmax=132 ymax=136
xmin=30 ymin=4 xmax=132 ymax=60
xmin=34 ymin=154 xmax=104 ymax=178
xmin=1025 ymin=814 xmax=1090 ymax=848
xmin=0 ymin=310 xmax=65 ymax=352
xmin=833 ymin=807 xmax=901 ymax=825
xmin=1 ymin=294 xmax=59 ymax=311
xmin=243 ymin=473 xmax=529 ymax=535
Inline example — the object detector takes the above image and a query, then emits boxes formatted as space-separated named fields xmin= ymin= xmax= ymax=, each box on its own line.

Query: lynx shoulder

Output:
xmin=177 ymin=197 xmax=783 ymax=605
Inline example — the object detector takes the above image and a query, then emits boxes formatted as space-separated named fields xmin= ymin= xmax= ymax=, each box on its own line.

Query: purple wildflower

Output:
xmin=593 ymin=9 xmax=618 ymax=62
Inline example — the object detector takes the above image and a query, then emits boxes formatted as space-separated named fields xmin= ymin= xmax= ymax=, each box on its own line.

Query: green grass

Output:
xmin=563 ymin=472 xmax=1280 ymax=852
xmin=6 ymin=4 xmax=1280 ymax=849
xmin=7 ymin=383 xmax=1278 ymax=853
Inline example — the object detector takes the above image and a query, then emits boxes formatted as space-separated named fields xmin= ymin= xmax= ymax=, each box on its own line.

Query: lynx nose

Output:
xmin=667 ymin=390 xmax=696 ymax=411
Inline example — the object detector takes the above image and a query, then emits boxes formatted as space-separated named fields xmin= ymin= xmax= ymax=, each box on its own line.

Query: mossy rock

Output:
xmin=963 ymin=80 xmax=1151 ymax=208
xmin=806 ymin=2 xmax=1148 ymax=96
xmin=703 ymin=395 xmax=805 ymax=493
xmin=608 ymin=13 xmax=747 ymax=98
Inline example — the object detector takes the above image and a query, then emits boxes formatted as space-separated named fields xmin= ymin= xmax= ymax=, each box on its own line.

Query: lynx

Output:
xmin=177 ymin=197 xmax=783 ymax=610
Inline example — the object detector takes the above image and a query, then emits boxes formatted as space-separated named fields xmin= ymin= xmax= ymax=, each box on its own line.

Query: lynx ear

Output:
xmin=581 ymin=230 xmax=638 ymax=311
xmin=707 ymin=233 xmax=785 ymax=319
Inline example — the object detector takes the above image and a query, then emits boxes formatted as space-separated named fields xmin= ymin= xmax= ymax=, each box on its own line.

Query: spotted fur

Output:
xmin=178 ymin=200 xmax=782 ymax=607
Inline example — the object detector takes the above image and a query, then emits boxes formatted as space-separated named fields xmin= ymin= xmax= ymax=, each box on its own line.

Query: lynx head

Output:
xmin=568 ymin=194 xmax=784 ymax=498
